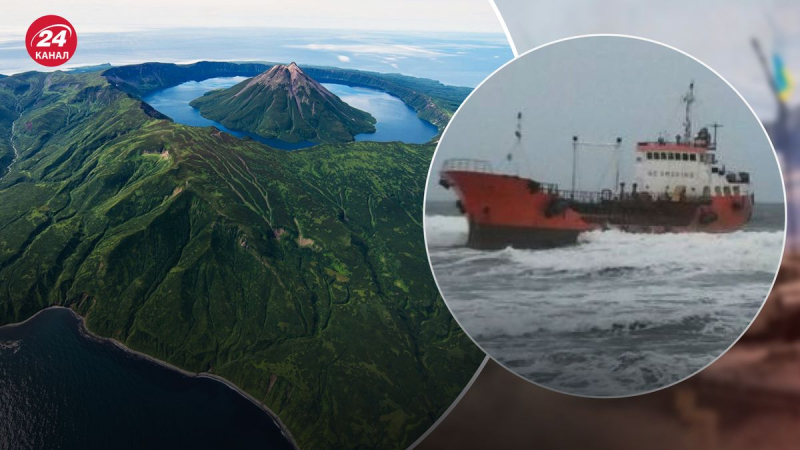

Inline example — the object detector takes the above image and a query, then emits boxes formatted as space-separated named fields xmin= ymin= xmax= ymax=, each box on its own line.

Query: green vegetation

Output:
xmin=190 ymin=63 xmax=376 ymax=143
xmin=0 ymin=69 xmax=481 ymax=449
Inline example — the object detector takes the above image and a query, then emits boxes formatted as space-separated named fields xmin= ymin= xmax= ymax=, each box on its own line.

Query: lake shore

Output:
xmin=0 ymin=305 xmax=301 ymax=450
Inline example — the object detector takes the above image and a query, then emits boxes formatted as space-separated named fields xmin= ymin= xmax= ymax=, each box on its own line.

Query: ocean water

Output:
xmin=141 ymin=77 xmax=439 ymax=149
xmin=0 ymin=308 xmax=294 ymax=450
xmin=0 ymin=28 xmax=512 ymax=88
xmin=425 ymin=204 xmax=785 ymax=396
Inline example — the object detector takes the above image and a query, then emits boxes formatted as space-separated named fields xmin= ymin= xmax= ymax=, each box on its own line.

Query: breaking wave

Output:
xmin=425 ymin=214 xmax=468 ymax=248
xmin=425 ymin=213 xmax=784 ymax=396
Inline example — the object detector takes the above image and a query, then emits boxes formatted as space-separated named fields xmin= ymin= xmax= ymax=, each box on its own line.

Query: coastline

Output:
xmin=0 ymin=305 xmax=301 ymax=450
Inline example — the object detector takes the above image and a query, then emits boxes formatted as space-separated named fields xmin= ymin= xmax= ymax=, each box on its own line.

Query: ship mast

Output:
xmin=504 ymin=111 xmax=524 ymax=175
xmin=710 ymin=122 xmax=723 ymax=150
xmin=682 ymin=81 xmax=695 ymax=143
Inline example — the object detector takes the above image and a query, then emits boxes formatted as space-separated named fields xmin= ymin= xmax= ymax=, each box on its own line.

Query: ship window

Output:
xmin=647 ymin=152 xmax=653 ymax=160
xmin=723 ymin=186 xmax=731 ymax=196
xmin=682 ymin=153 xmax=688 ymax=161
xmin=653 ymin=152 xmax=660 ymax=160
xmin=661 ymin=152 xmax=667 ymax=160
xmin=690 ymin=154 xmax=697 ymax=161
xmin=733 ymin=186 xmax=740 ymax=195
xmin=715 ymin=186 xmax=722 ymax=195
xmin=668 ymin=153 xmax=674 ymax=160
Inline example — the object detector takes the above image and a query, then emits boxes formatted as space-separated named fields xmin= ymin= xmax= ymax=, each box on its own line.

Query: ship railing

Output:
xmin=441 ymin=158 xmax=493 ymax=173
xmin=555 ymin=189 xmax=610 ymax=204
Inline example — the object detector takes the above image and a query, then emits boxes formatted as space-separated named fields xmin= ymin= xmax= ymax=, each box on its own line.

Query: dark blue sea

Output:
xmin=0 ymin=308 xmax=295 ymax=450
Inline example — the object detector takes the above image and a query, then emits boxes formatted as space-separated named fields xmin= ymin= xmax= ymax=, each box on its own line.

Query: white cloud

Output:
xmin=337 ymin=55 xmax=351 ymax=62
xmin=288 ymin=43 xmax=446 ymax=58
xmin=0 ymin=0 xmax=504 ymax=34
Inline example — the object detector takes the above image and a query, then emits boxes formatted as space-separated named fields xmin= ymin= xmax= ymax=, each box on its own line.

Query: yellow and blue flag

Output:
xmin=774 ymin=53 xmax=794 ymax=102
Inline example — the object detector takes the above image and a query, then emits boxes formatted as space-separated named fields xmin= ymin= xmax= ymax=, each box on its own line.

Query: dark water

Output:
xmin=142 ymin=77 xmax=438 ymax=150
xmin=0 ymin=308 xmax=294 ymax=450
xmin=426 ymin=203 xmax=785 ymax=396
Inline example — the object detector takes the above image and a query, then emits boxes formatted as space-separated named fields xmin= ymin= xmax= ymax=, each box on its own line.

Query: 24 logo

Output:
xmin=25 ymin=16 xmax=77 ymax=67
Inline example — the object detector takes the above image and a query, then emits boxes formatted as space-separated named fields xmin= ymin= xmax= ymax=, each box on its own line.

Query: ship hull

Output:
xmin=468 ymin=221 xmax=582 ymax=249
xmin=440 ymin=169 xmax=753 ymax=250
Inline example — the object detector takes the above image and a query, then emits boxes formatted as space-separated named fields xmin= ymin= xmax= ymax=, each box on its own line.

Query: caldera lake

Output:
xmin=142 ymin=77 xmax=438 ymax=149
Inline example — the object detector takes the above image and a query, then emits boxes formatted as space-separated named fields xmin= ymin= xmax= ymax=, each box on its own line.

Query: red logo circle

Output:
xmin=25 ymin=15 xmax=77 ymax=67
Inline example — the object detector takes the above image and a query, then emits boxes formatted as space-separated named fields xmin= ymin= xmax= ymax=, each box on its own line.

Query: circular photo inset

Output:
xmin=424 ymin=35 xmax=786 ymax=397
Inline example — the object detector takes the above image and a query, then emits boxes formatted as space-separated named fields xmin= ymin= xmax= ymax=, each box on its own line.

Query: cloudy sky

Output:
xmin=0 ymin=1 xmax=510 ymax=85
xmin=0 ymin=0 xmax=502 ymax=35
xmin=429 ymin=36 xmax=784 ymax=203
xmin=493 ymin=0 xmax=800 ymax=122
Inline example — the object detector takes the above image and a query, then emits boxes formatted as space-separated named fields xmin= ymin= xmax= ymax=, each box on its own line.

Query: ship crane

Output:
xmin=503 ymin=111 xmax=534 ymax=177
xmin=570 ymin=135 xmax=624 ymax=197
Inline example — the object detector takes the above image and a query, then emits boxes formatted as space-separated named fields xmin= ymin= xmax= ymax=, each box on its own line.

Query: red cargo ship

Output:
xmin=438 ymin=83 xmax=754 ymax=249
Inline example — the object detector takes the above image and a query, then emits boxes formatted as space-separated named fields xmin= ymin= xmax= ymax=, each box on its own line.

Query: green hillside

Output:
xmin=190 ymin=63 xmax=376 ymax=143
xmin=0 ymin=70 xmax=482 ymax=449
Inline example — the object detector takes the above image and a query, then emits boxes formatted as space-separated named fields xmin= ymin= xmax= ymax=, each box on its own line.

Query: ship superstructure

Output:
xmin=439 ymin=83 xmax=754 ymax=249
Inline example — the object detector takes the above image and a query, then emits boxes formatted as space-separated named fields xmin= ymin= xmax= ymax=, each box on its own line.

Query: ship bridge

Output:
xmin=634 ymin=126 xmax=751 ymax=200
xmin=634 ymin=82 xmax=751 ymax=201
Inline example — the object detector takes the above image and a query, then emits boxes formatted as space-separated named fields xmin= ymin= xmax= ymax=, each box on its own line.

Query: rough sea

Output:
xmin=425 ymin=202 xmax=785 ymax=396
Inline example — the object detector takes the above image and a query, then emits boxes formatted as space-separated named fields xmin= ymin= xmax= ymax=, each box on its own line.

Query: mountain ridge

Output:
xmin=0 ymin=69 xmax=482 ymax=450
